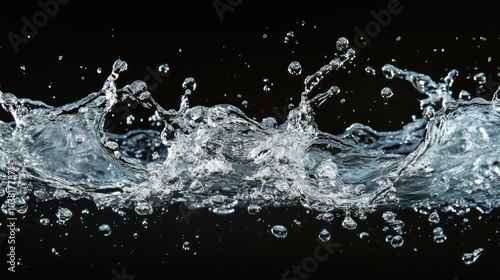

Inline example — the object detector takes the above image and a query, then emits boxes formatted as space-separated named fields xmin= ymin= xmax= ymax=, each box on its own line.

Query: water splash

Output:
xmin=1 ymin=38 xmax=500 ymax=229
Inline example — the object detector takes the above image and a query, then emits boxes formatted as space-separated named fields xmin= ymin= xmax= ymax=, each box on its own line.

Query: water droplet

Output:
xmin=396 ymin=36 xmax=402 ymax=41
xmin=56 ymin=207 xmax=73 ymax=225
xmin=381 ymin=87 xmax=394 ymax=99
xmin=241 ymin=100 xmax=248 ymax=107
xmin=433 ymin=234 xmax=447 ymax=244
xmin=340 ymin=98 xmax=346 ymax=104
xmin=96 ymin=67 xmax=102 ymax=74
xmin=336 ymin=37 xmax=349 ymax=52
xmin=126 ymin=115 xmax=135 ymax=125
xmin=271 ymin=225 xmax=288 ymax=238
xmin=390 ymin=235 xmax=404 ymax=248
xmin=318 ymin=229 xmax=331 ymax=242
xmin=182 ymin=77 xmax=197 ymax=92
xmin=182 ymin=241 xmax=190 ymax=251
xmin=158 ymin=63 xmax=170 ymax=74
xmin=152 ymin=151 xmax=159 ymax=160
xmin=365 ymin=66 xmax=376 ymax=75
xmin=288 ymin=61 xmax=302 ymax=75
xmin=459 ymin=90 xmax=471 ymax=100
xmin=473 ymin=72 xmax=487 ymax=84
xmin=263 ymin=84 xmax=271 ymax=92
xmin=341 ymin=214 xmax=357 ymax=230
xmin=98 ymin=224 xmax=112 ymax=236
xmin=462 ymin=248 xmax=484 ymax=265
xmin=58 ymin=55 xmax=63 ymax=61
xmin=247 ymin=204 xmax=262 ymax=215
xmin=39 ymin=218 xmax=51 ymax=226
xmin=428 ymin=211 xmax=440 ymax=224
xmin=359 ymin=232 xmax=370 ymax=239
xmin=51 ymin=248 xmax=60 ymax=257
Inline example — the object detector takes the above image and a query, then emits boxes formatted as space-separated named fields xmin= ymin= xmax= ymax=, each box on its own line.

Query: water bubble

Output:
xmin=318 ymin=229 xmax=331 ymax=242
xmin=462 ymin=248 xmax=484 ymax=265
xmin=189 ymin=180 xmax=204 ymax=194
xmin=39 ymin=218 xmax=51 ymax=226
xmin=247 ymin=204 xmax=262 ymax=215
xmin=354 ymin=184 xmax=366 ymax=196
xmin=14 ymin=198 xmax=28 ymax=214
xmin=382 ymin=211 xmax=397 ymax=223
xmin=390 ymin=235 xmax=404 ymax=248
xmin=182 ymin=241 xmax=191 ymax=251
xmin=135 ymin=202 xmax=153 ymax=215
xmin=381 ymin=65 xmax=395 ymax=79
xmin=56 ymin=207 xmax=73 ymax=225
xmin=381 ymin=87 xmax=394 ymax=99
xmin=316 ymin=212 xmax=334 ymax=222
xmin=336 ymin=37 xmax=349 ymax=52
xmin=340 ymin=98 xmax=346 ymax=104
xmin=271 ymin=225 xmax=288 ymax=238
xmin=385 ymin=235 xmax=393 ymax=242
xmin=241 ymin=100 xmax=248 ymax=107
xmin=182 ymin=77 xmax=197 ymax=92
xmin=158 ymin=63 xmax=170 ymax=74
xmin=288 ymin=61 xmax=302 ymax=75
xmin=428 ymin=211 xmax=440 ymax=224
xmin=58 ymin=55 xmax=63 ymax=61
xmin=263 ymin=84 xmax=271 ymax=92
xmin=98 ymin=224 xmax=112 ymax=236
xmin=433 ymin=231 xmax=447 ymax=244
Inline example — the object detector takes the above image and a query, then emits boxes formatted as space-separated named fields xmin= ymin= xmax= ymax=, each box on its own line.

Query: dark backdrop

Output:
xmin=1 ymin=1 xmax=500 ymax=279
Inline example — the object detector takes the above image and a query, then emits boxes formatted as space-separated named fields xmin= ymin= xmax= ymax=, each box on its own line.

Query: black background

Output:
xmin=1 ymin=0 xmax=500 ymax=279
